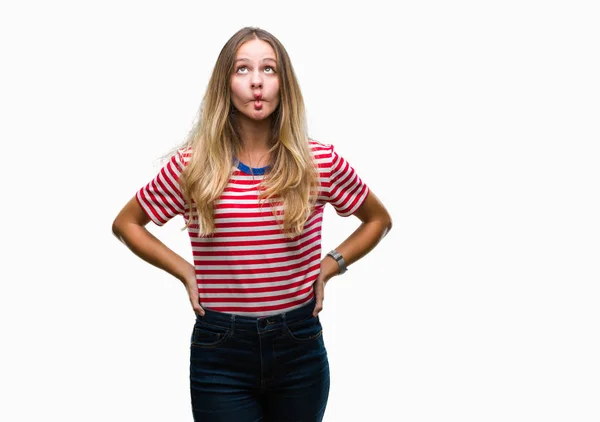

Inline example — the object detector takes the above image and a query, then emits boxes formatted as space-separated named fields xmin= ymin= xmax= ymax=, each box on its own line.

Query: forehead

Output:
xmin=235 ymin=39 xmax=277 ymax=61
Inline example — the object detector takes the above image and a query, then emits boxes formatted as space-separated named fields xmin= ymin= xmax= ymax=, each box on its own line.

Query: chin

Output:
xmin=247 ymin=109 xmax=274 ymax=120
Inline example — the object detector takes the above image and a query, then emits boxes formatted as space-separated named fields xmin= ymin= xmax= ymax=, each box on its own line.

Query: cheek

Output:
xmin=230 ymin=80 xmax=243 ymax=98
xmin=270 ymin=81 xmax=281 ymax=101
xmin=274 ymin=88 xmax=281 ymax=105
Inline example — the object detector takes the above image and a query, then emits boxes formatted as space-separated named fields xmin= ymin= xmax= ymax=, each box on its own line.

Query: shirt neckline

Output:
xmin=234 ymin=158 xmax=271 ymax=175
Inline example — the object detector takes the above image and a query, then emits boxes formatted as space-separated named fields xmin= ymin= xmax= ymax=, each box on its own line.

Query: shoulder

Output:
xmin=171 ymin=146 xmax=193 ymax=169
xmin=308 ymin=138 xmax=336 ymax=164
xmin=308 ymin=138 xmax=333 ymax=153
xmin=309 ymin=138 xmax=349 ymax=171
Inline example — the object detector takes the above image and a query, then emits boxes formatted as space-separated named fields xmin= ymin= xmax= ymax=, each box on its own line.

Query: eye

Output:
xmin=265 ymin=66 xmax=276 ymax=74
xmin=236 ymin=65 xmax=248 ymax=74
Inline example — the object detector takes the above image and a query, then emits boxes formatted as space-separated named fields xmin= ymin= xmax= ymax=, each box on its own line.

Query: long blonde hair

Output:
xmin=164 ymin=27 xmax=319 ymax=238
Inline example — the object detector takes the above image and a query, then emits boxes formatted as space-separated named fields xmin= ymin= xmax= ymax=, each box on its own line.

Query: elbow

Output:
xmin=383 ymin=215 xmax=393 ymax=236
xmin=112 ymin=218 xmax=124 ymax=239
xmin=379 ymin=210 xmax=392 ymax=237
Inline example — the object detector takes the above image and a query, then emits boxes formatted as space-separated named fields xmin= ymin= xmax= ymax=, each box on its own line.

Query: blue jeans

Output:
xmin=189 ymin=295 xmax=330 ymax=421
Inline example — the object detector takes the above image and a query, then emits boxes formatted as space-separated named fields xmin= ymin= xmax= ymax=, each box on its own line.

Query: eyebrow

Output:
xmin=235 ymin=58 xmax=277 ymax=63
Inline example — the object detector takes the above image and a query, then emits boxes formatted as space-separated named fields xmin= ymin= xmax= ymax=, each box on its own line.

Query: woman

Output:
xmin=112 ymin=26 xmax=392 ymax=422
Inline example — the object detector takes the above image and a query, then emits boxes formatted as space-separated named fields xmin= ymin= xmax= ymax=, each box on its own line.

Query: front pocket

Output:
xmin=190 ymin=322 xmax=231 ymax=348
xmin=284 ymin=316 xmax=323 ymax=342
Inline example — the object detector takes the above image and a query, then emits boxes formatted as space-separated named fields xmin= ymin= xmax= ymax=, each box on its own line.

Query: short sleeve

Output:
xmin=326 ymin=144 xmax=370 ymax=217
xmin=135 ymin=149 xmax=187 ymax=226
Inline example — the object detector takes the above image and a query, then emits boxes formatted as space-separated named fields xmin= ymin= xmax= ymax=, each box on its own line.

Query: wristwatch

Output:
xmin=326 ymin=249 xmax=348 ymax=274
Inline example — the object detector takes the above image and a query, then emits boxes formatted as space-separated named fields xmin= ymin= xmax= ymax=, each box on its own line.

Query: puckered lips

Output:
xmin=253 ymin=92 xmax=263 ymax=110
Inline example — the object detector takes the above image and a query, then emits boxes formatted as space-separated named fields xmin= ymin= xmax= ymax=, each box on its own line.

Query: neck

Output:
xmin=234 ymin=114 xmax=273 ymax=152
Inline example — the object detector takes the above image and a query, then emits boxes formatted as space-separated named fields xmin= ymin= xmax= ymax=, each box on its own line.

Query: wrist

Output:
xmin=178 ymin=262 xmax=196 ymax=285
xmin=323 ymin=249 xmax=348 ymax=277
xmin=321 ymin=255 xmax=339 ymax=281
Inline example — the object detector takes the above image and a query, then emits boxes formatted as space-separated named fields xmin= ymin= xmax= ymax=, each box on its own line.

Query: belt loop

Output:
xmin=231 ymin=314 xmax=236 ymax=336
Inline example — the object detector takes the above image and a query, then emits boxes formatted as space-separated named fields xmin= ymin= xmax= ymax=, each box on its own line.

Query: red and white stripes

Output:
xmin=136 ymin=140 xmax=369 ymax=316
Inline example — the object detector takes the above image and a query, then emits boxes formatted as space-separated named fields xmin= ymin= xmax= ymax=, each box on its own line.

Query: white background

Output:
xmin=1 ymin=1 xmax=599 ymax=421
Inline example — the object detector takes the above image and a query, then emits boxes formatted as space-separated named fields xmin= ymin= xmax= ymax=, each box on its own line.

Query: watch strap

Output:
xmin=326 ymin=249 xmax=348 ymax=274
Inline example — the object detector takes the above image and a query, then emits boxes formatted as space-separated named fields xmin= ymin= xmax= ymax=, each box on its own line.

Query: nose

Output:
xmin=251 ymin=69 xmax=263 ymax=89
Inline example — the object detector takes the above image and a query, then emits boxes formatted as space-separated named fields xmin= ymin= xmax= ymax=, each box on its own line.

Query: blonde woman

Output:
xmin=112 ymin=26 xmax=392 ymax=422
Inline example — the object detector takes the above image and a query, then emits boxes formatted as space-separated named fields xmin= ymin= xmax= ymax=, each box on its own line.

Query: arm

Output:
xmin=321 ymin=189 xmax=392 ymax=279
xmin=111 ymin=196 xmax=204 ymax=315
xmin=313 ymin=190 xmax=392 ymax=315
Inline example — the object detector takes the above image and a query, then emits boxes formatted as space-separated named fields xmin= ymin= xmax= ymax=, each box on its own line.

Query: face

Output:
xmin=230 ymin=39 xmax=280 ymax=121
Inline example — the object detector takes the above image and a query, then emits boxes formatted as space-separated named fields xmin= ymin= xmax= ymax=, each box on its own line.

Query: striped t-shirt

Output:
xmin=136 ymin=139 xmax=369 ymax=316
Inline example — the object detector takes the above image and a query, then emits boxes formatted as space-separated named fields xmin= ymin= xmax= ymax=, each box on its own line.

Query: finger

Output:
xmin=194 ymin=305 xmax=205 ymax=317
xmin=313 ymin=282 xmax=324 ymax=317
xmin=188 ymin=289 xmax=205 ymax=316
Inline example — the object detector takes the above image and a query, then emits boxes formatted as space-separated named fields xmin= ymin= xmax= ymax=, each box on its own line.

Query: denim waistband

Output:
xmin=196 ymin=295 xmax=317 ymax=333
